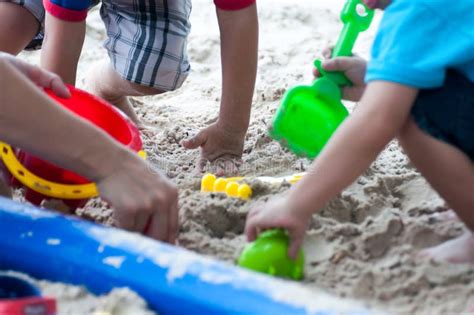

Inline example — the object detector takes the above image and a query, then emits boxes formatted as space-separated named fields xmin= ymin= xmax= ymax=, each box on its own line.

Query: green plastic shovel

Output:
xmin=237 ymin=229 xmax=305 ymax=280
xmin=270 ymin=0 xmax=374 ymax=158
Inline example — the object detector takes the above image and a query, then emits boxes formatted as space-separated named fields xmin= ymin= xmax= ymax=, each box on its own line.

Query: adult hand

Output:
xmin=0 ymin=52 xmax=70 ymax=98
xmin=96 ymin=153 xmax=179 ymax=243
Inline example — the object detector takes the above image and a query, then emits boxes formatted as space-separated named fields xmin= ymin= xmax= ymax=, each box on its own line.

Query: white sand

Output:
xmin=16 ymin=0 xmax=474 ymax=314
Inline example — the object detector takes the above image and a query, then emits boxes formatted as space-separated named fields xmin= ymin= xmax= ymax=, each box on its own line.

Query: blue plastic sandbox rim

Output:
xmin=0 ymin=197 xmax=370 ymax=314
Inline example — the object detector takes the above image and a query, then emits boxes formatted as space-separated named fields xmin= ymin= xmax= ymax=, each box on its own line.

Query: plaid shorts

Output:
xmin=7 ymin=0 xmax=45 ymax=49
xmin=8 ymin=0 xmax=192 ymax=91
xmin=100 ymin=0 xmax=192 ymax=91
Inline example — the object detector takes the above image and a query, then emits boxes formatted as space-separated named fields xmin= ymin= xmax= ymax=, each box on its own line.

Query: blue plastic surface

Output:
xmin=0 ymin=198 xmax=370 ymax=314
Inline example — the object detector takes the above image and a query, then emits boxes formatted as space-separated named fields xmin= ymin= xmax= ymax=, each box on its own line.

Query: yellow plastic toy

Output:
xmin=200 ymin=173 xmax=305 ymax=201
xmin=0 ymin=142 xmax=146 ymax=200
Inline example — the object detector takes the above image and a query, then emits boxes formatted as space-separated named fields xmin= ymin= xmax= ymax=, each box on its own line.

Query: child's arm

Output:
xmin=182 ymin=3 xmax=258 ymax=174
xmin=41 ymin=0 xmax=90 ymax=84
xmin=245 ymin=81 xmax=418 ymax=257
xmin=0 ymin=54 xmax=178 ymax=243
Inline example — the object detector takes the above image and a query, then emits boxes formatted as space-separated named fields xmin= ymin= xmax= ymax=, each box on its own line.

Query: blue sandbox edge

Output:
xmin=0 ymin=198 xmax=370 ymax=314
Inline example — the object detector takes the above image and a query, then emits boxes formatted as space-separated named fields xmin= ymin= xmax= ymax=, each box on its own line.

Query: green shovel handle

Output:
xmin=315 ymin=0 xmax=374 ymax=87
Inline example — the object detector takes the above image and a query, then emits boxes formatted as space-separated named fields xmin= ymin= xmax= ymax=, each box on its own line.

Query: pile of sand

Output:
xmin=17 ymin=0 xmax=473 ymax=314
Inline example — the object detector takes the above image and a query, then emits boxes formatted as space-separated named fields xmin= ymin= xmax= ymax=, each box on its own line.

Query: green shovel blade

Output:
xmin=270 ymin=0 xmax=374 ymax=159
xmin=271 ymin=78 xmax=349 ymax=158
xmin=238 ymin=229 xmax=305 ymax=280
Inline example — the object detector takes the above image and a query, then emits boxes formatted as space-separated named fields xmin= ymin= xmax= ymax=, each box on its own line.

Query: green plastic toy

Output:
xmin=271 ymin=0 xmax=374 ymax=158
xmin=237 ymin=229 xmax=304 ymax=280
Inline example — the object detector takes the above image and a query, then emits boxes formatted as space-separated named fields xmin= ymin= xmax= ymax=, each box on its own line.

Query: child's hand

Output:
xmin=96 ymin=152 xmax=179 ymax=243
xmin=0 ymin=53 xmax=71 ymax=98
xmin=245 ymin=197 xmax=312 ymax=259
xmin=363 ymin=0 xmax=392 ymax=9
xmin=181 ymin=122 xmax=245 ymax=175
xmin=314 ymin=48 xmax=368 ymax=102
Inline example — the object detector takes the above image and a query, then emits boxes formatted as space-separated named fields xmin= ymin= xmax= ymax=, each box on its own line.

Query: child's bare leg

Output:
xmin=87 ymin=61 xmax=164 ymax=127
xmin=0 ymin=2 xmax=39 ymax=54
xmin=398 ymin=119 xmax=474 ymax=264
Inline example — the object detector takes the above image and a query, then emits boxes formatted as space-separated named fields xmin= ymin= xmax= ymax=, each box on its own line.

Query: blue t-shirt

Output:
xmin=366 ymin=0 xmax=474 ymax=89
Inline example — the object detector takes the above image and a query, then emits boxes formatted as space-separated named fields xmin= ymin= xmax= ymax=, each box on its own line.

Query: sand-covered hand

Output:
xmin=181 ymin=122 xmax=245 ymax=175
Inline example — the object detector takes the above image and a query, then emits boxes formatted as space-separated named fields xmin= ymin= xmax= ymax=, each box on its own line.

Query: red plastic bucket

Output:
xmin=3 ymin=85 xmax=142 ymax=209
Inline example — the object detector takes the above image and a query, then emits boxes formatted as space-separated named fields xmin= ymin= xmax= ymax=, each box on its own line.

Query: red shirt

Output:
xmin=214 ymin=0 xmax=256 ymax=10
xmin=44 ymin=0 xmax=256 ymax=22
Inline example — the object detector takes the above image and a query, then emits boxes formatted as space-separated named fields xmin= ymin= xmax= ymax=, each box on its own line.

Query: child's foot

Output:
xmin=419 ymin=232 xmax=474 ymax=264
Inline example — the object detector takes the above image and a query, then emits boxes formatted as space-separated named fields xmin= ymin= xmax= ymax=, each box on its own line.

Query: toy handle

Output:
xmin=315 ymin=0 xmax=374 ymax=87
xmin=333 ymin=0 xmax=374 ymax=57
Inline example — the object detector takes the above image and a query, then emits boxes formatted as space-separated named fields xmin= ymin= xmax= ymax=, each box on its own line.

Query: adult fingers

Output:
xmin=145 ymin=191 xmax=171 ymax=242
xmin=112 ymin=207 xmax=136 ymax=232
xmin=148 ymin=210 xmax=169 ymax=242
xmin=135 ymin=212 xmax=152 ymax=234
xmin=167 ymin=190 xmax=179 ymax=243
xmin=14 ymin=59 xmax=71 ymax=98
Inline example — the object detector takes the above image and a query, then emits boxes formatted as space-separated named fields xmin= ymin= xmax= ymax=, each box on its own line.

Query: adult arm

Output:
xmin=0 ymin=54 xmax=178 ymax=242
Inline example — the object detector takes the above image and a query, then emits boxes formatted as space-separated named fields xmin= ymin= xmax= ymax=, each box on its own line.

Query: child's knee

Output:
xmin=122 ymin=72 xmax=188 ymax=96
xmin=128 ymin=81 xmax=166 ymax=97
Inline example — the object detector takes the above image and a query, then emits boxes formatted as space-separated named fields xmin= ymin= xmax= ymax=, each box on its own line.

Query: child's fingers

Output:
xmin=322 ymin=57 xmax=355 ymax=72
xmin=197 ymin=157 xmax=208 ymax=173
xmin=181 ymin=130 xmax=207 ymax=150
xmin=363 ymin=0 xmax=378 ymax=9
xmin=287 ymin=230 xmax=304 ymax=259
xmin=245 ymin=214 xmax=261 ymax=242
xmin=313 ymin=67 xmax=321 ymax=78
xmin=215 ymin=157 xmax=241 ymax=176
xmin=322 ymin=47 xmax=333 ymax=59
